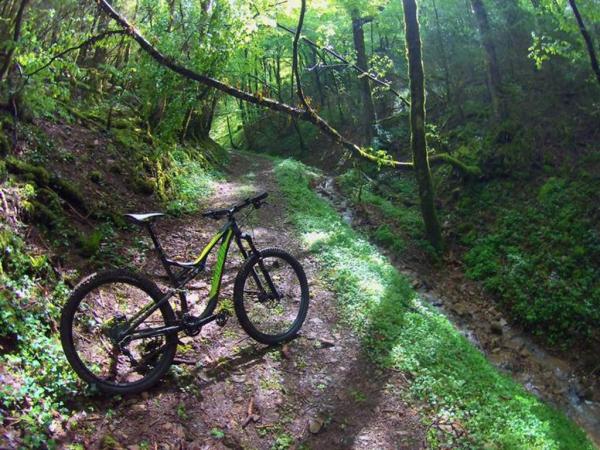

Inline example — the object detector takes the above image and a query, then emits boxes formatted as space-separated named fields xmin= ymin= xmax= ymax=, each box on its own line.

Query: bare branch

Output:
xmin=277 ymin=22 xmax=410 ymax=108
xmin=25 ymin=30 xmax=128 ymax=78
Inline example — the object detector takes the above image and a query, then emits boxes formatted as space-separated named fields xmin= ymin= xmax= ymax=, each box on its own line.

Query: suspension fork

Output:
xmin=233 ymin=224 xmax=280 ymax=299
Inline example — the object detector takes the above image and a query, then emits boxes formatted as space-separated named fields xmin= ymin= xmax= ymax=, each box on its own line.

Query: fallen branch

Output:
xmin=242 ymin=395 xmax=260 ymax=428
xmin=94 ymin=0 xmax=413 ymax=169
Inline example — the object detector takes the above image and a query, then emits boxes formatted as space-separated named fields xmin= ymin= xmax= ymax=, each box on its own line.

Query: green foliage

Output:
xmin=0 ymin=228 xmax=80 ymax=447
xmin=78 ymin=228 xmax=104 ymax=258
xmin=0 ymin=159 xmax=6 ymax=182
xmin=162 ymin=147 xmax=223 ymax=215
xmin=271 ymin=433 xmax=294 ymax=450
xmin=274 ymin=158 xmax=592 ymax=449
xmin=463 ymin=176 xmax=600 ymax=344
xmin=89 ymin=170 xmax=102 ymax=184
xmin=210 ymin=427 xmax=225 ymax=439
xmin=373 ymin=223 xmax=405 ymax=254
xmin=338 ymin=169 xmax=423 ymax=239
xmin=176 ymin=402 xmax=188 ymax=421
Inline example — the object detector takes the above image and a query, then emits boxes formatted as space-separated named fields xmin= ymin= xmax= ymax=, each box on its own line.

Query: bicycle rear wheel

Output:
xmin=60 ymin=270 xmax=177 ymax=395
xmin=234 ymin=248 xmax=309 ymax=345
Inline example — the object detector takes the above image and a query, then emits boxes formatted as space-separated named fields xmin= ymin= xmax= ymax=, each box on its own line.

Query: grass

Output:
xmin=337 ymin=169 xmax=425 ymax=254
xmin=273 ymin=158 xmax=593 ymax=449
xmin=162 ymin=147 xmax=223 ymax=215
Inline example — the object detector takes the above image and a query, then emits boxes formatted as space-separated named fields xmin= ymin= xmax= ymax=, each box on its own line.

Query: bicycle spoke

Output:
xmin=240 ymin=253 xmax=304 ymax=337
xmin=70 ymin=280 xmax=173 ymax=386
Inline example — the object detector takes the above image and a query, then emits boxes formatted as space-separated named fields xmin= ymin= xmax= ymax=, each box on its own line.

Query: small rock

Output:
xmin=309 ymin=417 xmax=324 ymax=434
xmin=318 ymin=338 xmax=335 ymax=348
xmin=438 ymin=424 xmax=454 ymax=434
xmin=131 ymin=403 xmax=146 ymax=413
xmin=451 ymin=302 xmax=471 ymax=317
xmin=231 ymin=373 xmax=246 ymax=383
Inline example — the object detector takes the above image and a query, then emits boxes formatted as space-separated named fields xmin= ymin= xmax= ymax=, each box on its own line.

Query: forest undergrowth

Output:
xmin=274 ymin=157 xmax=593 ymax=449
xmin=0 ymin=121 xmax=223 ymax=446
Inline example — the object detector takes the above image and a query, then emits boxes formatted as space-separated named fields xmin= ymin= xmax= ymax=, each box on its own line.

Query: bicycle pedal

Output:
xmin=216 ymin=312 xmax=229 ymax=327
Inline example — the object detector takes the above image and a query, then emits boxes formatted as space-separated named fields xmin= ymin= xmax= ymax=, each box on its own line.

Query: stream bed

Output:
xmin=316 ymin=176 xmax=600 ymax=446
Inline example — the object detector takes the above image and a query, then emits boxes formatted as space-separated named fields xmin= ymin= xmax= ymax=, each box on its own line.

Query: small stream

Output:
xmin=316 ymin=176 xmax=600 ymax=446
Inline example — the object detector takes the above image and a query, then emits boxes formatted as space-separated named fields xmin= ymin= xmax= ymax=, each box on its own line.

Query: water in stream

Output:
xmin=316 ymin=176 xmax=600 ymax=446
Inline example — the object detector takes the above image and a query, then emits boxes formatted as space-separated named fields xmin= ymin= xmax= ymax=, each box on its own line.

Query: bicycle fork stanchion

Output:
xmin=232 ymin=224 xmax=280 ymax=300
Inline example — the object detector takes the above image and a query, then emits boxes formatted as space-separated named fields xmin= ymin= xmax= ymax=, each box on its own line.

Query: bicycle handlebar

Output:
xmin=202 ymin=192 xmax=268 ymax=220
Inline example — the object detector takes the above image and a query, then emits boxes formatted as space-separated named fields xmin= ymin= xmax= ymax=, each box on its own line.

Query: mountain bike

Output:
xmin=60 ymin=192 xmax=309 ymax=395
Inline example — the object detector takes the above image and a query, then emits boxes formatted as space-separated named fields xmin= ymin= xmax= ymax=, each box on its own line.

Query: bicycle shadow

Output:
xmin=191 ymin=343 xmax=280 ymax=388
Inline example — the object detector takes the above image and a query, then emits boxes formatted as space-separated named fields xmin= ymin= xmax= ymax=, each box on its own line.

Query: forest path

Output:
xmin=65 ymin=152 xmax=426 ymax=449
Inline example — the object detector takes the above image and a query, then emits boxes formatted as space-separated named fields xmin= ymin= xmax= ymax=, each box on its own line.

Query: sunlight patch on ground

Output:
xmin=302 ymin=230 xmax=332 ymax=247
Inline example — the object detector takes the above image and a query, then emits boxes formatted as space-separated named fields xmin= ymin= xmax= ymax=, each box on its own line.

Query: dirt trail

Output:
xmin=59 ymin=153 xmax=426 ymax=449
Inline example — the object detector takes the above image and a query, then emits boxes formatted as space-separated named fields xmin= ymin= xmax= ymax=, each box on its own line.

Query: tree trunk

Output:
xmin=568 ymin=0 xmax=600 ymax=86
xmin=288 ymin=67 xmax=307 ymax=153
xmin=181 ymin=105 xmax=194 ymax=143
xmin=432 ymin=0 xmax=452 ymax=106
xmin=402 ymin=0 xmax=443 ymax=253
xmin=0 ymin=0 xmax=31 ymax=82
xmin=352 ymin=15 xmax=376 ymax=143
xmin=310 ymin=47 xmax=326 ymax=106
xmin=226 ymin=115 xmax=238 ymax=149
xmin=470 ymin=0 xmax=504 ymax=121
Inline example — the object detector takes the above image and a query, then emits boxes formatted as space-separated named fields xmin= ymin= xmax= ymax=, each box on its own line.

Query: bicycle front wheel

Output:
xmin=234 ymin=248 xmax=309 ymax=345
xmin=60 ymin=270 xmax=178 ymax=395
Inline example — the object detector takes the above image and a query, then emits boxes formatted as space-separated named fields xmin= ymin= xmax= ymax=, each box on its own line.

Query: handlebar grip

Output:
xmin=202 ymin=208 xmax=229 ymax=220
xmin=202 ymin=192 xmax=269 ymax=219
xmin=253 ymin=192 xmax=268 ymax=202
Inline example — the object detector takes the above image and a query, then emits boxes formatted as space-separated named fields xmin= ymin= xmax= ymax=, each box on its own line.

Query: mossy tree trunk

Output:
xmin=402 ymin=0 xmax=443 ymax=253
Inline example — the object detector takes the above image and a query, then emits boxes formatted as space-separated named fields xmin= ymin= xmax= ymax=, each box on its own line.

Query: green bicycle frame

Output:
xmin=117 ymin=217 xmax=269 ymax=344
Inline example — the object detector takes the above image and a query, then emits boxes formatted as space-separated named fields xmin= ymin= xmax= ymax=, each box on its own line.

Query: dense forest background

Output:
xmin=0 ymin=0 xmax=599 ymax=448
